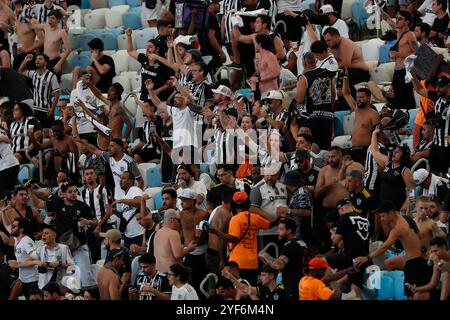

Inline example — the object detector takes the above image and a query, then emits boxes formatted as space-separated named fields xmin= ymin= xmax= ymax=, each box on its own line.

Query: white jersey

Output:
xmin=0 ymin=129 xmax=20 ymax=171
xmin=176 ymin=181 xmax=208 ymax=211
xmin=14 ymin=236 xmax=39 ymax=283
xmin=116 ymin=186 xmax=145 ymax=238
xmin=167 ymin=105 xmax=200 ymax=149
xmin=323 ymin=20 xmax=349 ymax=38
xmin=170 ymin=283 xmax=199 ymax=300
xmin=317 ymin=55 xmax=339 ymax=73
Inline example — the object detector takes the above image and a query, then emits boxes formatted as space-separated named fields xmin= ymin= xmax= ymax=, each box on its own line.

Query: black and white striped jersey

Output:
xmin=26 ymin=70 xmax=60 ymax=113
xmin=9 ymin=117 xmax=39 ymax=153
xmin=433 ymin=97 xmax=450 ymax=148
xmin=32 ymin=4 xmax=63 ymax=24
xmin=81 ymin=185 xmax=113 ymax=221
xmin=364 ymin=143 xmax=388 ymax=191
xmin=214 ymin=129 xmax=238 ymax=165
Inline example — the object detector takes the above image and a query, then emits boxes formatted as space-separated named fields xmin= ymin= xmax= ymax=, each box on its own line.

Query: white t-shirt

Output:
xmin=166 ymin=106 xmax=199 ymax=149
xmin=176 ymin=180 xmax=208 ymax=211
xmin=323 ymin=19 xmax=349 ymax=38
xmin=418 ymin=0 xmax=436 ymax=26
xmin=32 ymin=243 xmax=75 ymax=289
xmin=317 ymin=55 xmax=339 ymax=73
xmin=116 ymin=186 xmax=145 ymax=238
xmin=171 ymin=283 xmax=199 ymax=300
xmin=14 ymin=236 xmax=39 ymax=283
xmin=0 ymin=129 xmax=20 ymax=171
xmin=277 ymin=0 xmax=305 ymax=13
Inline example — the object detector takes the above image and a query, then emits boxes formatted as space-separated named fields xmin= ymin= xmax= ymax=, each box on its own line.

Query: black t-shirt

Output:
xmin=207 ymin=179 xmax=251 ymax=210
xmin=138 ymin=53 xmax=174 ymax=101
xmin=350 ymin=188 xmax=377 ymax=236
xmin=51 ymin=200 xmax=95 ymax=245
xmin=335 ymin=212 xmax=370 ymax=258
xmin=431 ymin=13 xmax=450 ymax=48
xmin=117 ymin=248 xmax=132 ymax=277
xmin=155 ymin=35 xmax=168 ymax=58
xmin=91 ymin=55 xmax=115 ymax=93
xmin=0 ymin=263 xmax=17 ymax=300
xmin=279 ymin=238 xmax=308 ymax=299
xmin=160 ymin=122 xmax=175 ymax=184
xmin=0 ymin=67 xmax=33 ymax=101
xmin=134 ymin=271 xmax=171 ymax=300
xmin=202 ymin=13 xmax=222 ymax=56
xmin=256 ymin=283 xmax=285 ymax=300
xmin=299 ymin=166 xmax=320 ymax=189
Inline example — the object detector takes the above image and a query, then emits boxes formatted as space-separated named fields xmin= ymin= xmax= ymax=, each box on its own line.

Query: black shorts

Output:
xmin=0 ymin=165 xmax=20 ymax=194
xmin=21 ymin=281 xmax=39 ymax=299
xmin=404 ymin=257 xmax=432 ymax=297
xmin=326 ymin=252 xmax=367 ymax=288
xmin=351 ymin=146 xmax=368 ymax=165
xmin=429 ymin=144 xmax=450 ymax=175
xmin=33 ymin=110 xmax=54 ymax=128
xmin=133 ymin=148 xmax=160 ymax=163
xmin=47 ymin=58 xmax=61 ymax=79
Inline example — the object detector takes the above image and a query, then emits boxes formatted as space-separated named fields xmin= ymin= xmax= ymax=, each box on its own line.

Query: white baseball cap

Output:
xmin=265 ymin=90 xmax=283 ymax=101
xmin=211 ymin=85 xmax=232 ymax=98
xmin=320 ymin=4 xmax=337 ymax=14
xmin=178 ymin=189 xmax=197 ymax=200
xmin=413 ymin=169 xmax=429 ymax=185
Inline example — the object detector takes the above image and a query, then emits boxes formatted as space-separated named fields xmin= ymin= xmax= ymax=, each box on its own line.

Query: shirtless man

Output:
xmin=414 ymin=196 xmax=446 ymax=250
xmin=84 ymin=78 xmax=132 ymax=140
xmin=390 ymin=10 xmax=418 ymax=110
xmin=97 ymin=248 xmax=125 ymax=300
xmin=0 ymin=0 xmax=14 ymax=39
xmin=205 ymin=189 xmax=234 ymax=274
xmin=342 ymin=75 xmax=380 ymax=165
xmin=178 ymin=189 xmax=209 ymax=290
xmin=315 ymin=146 xmax=344 ymax=198
xmin=29 ymin=9 xmax=71 ymax=76
xmin=13 ymin=0 xmax=42 ymax=70
xmin=323 ymin=27 xmax=369 ymax=98
xmin=153 ymin=209 xmax=196 ymax=273
xmin=30 ymin=120 xmax=78 ymax=179
xmin=355 ymin=200 xmax=433 ymax=300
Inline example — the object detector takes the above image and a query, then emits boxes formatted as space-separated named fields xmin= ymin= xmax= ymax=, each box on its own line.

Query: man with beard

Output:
xmin=84 ymin=79 xmax=132 ymax=140
xmin=178 ymin=189 xmax=209 ymax=293
xmin=315 ymin=146 xmax=344 ymax=197
xmin=97 ymin=248 xmax=125 ymax=300
xmin=342 ymin=76 xmax=380 ymax=165
xmin=413 ymin=196 xmax=446 ymax=250
xmin=30 ymin=120 xmax=78 ymax=182
xmin=258 ymin=218 xmax=309 ymax=300
xmin=176 ymin=164 xmax=207 ymax=211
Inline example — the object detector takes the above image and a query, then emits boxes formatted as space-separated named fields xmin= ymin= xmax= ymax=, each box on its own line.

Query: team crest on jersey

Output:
xmin=356 ymin=198 xmax=362 ymax=206
xmin=393 ymin=171 xmax=400 ymax=176
xmin=120 ymin=166 xmax=125 ymax=172
xmin=309 ymin=175 xmax=314 ymax=182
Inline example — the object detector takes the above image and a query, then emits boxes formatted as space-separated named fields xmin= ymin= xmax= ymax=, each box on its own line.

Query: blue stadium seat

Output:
xmin=127 ymin=0 xmax=141 ymax=7
xmin=122 ymin=12 xmax=142 ymax=30
xmin=154 ymin=192 xmax=163 ymax=210
xmin=107 ymin=27 xmax=125 ymax=38
xmin=147 ymin=167 xmax=162 ymax=188
xmin=81 ymin=0 xmax=90 ymax=9
xmin=200 ymin=163 xmax=209 ymax=174
xmin=334 ymin=111 xmax=349 ymax=137
xmin=379 ymin=40 xmax=396 ymax=64
xmin=129 ymin=6 xmax=141 ymax=15
xmin=85 ymin=29 xmax=104 ymax=37
xmin=351 ymin=0 xmax=369 ymax=30
xmin=80 ymin=50 xmax=91 ymax=58
xmin=377 ymin=273 xmax=394 ymax=300
xmin=68 ymin=31 xmax=82 ymax=50
xmin=408 ymin=108 xmax=418 ymax=131
xmin=109 ymin=0 xmax=127 ymax=7
xmin=99 ymin=32 xmax=118 ymax=50
xmin=72 ymin=54 xmax=92 ymax=69
xmin=80 ymin=33 xmax=96 ymax=51
xmin=385 ymin=271 xmax=407 ymax=300
xmin=135 ymin=28 xmax=158 ymax=49
xmin=18 ymin=164 xmax=35 ymax=185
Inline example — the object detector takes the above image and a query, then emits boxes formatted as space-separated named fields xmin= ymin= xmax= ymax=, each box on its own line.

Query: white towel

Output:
xmin=404 ymin=54 xmax=417 ymax=83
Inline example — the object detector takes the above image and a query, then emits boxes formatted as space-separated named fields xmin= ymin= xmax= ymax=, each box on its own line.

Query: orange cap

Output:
xmin=233 ymin=191 xmax=248 ymax=204
xmin=308 ymin=257 xmax=331 ymax=270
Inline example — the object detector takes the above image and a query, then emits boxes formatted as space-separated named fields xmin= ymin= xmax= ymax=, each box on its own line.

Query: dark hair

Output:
xmin=162 ymin=187 xmax=177 ymax=199
xmin=56 ymin=169 xmax=70 ymax=177
xmin=430 ymin=236 xmax=448 ymax=248
xmin=255 ymin=34 xmax=275 ymax=53
xmin=279 ymin=218 xmax=297 ymax=234
xmin=310 ymin=40 xmax=328 ymax=53
xmin=110 ymin=83 xmax=124 ymax=98
xmin=435 ymin=0 xmax=447 ymax=11
xmin=13 ymin=217 xmax=31 ymax=236
xmin=261 ymin=264 xmax=278 ymax=275
xmin=357 ymin=88 xmax=372 ymax=97
xmin=139 ymin=253 xmax=156 ymax=264
xmin=60 ymin=181 xmax=77 ymax=193
xmin=42 ymin=282 xmax=62 ymax=296
xmin=423 ymin=120 xmax=435 ymax=129
xmin=48 ymin=9 xmax=63 ymax=20
xmin=169 ymin=263 xmax=192 ymax=284
xmin=216 ymin=164 xmax=235 ymax=175
xmin=222 ymin=188 xmax=236 ymax=204
xmin=51 ymin=119 xmax=64 ymax=129
xmin=111 ymin=138 xmax=124 ymax=149
xmin=148 ymin=38 xmax=160 ymax=49
xmin=215 ymin=276 xmax=234 ymax=290
xmin=223 ymin=261 xmax=239 ymax=269
xmin=297 ymin=133 xmax=314 ymax=144
xmin=84 ymin=287 xmax=100 ymax=300
xmin=122 ymin=171 xmax=135 ymax=182
xmin=256 ymin=14 xmax=271 ymax=30
xmin=377 ymin=200 xmax=397 ymax=214
xmin=88 ymin=38 xmax=104 ymax=51
xmin=239 ymin=114 xmax=257 ymax=126
xmin=309 ymin=268 xmax=327 ymax=279
xmin=323 ymin=27 xmax=340 ymax=37
xmin=157 ymin=20 xmax=170 ymax=29
xmin=328 ymin=145 xmax=343 ymax=153
xmin=14 ymin=187 xmax=28 ymax=196
xmin=35 ymin=53 xmax=50 ymax=63
xmin=83 ymin=166 xmax=96 ymax=174
xmin=416 ymin=22 xmax=431 ymax=37
xmin=398 ymin=10 xmax=413 ymax=26
xmin=394 ymin=144 xmax=412 ymax=168
xmin=28 ymin=287 xmax=43 ymax=298
xmin=15 ymin=102 xmax=34 ymax=118
xmin=194 ymin=61 xmax=208 ymax=77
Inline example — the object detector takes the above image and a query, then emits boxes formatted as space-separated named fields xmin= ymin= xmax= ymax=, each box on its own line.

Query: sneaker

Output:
xmin=226 ymin=62 xmax=242 ymax=70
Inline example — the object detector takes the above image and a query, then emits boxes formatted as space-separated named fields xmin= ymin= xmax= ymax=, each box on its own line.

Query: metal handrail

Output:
xmin=199 ymin=273 xmax=219 ymax=298
xmin=214 ymin=66 xmax=231 ymax=82
xmin=261 ymin=242 xmax=279 ymax=258
xmin=411 ymin=158 xmax=430 ymax=173
xmin=274 ymin=20 xmax=287 ymax=34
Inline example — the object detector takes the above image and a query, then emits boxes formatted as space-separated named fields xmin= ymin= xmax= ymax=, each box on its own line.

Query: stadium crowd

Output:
xmin=0 ymin=0 xmax=450 ymax=301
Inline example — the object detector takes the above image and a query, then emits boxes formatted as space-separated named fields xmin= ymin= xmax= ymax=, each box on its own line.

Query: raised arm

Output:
xmin=125 ymin=28 xmax=139 ymax=60
xmin=342 ymin=70 xmax=356 ymax=110
xmin=73 ymin=137 xmax=102 ymax=157
xmin=18 ymin=54 xmax=34 ymax=75
xmin=370 ymin=128 xmax=388 ymax=169
xmin=54 ymin=30 xmax=72 ymax=73
xmin=145 ymin=80 xmax=168 ymax=112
